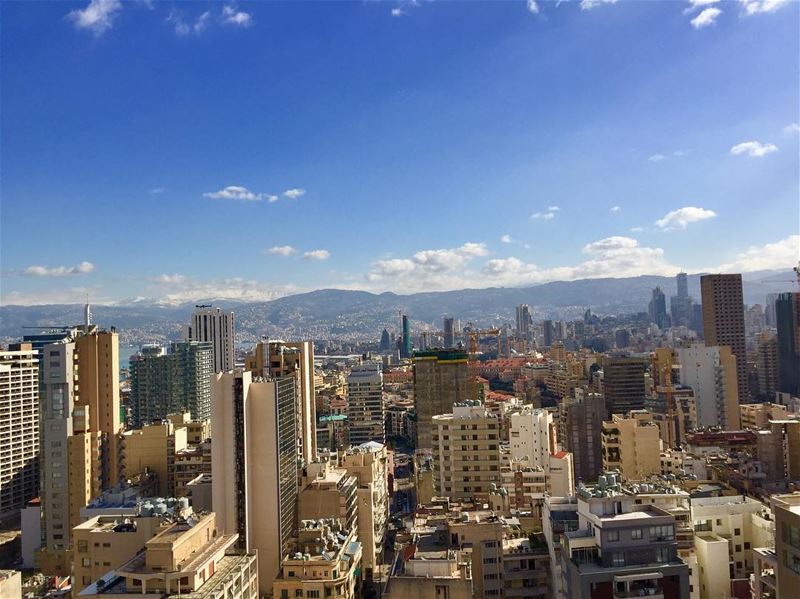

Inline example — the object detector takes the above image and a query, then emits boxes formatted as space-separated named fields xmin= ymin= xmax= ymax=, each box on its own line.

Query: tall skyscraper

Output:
xmin=756 ymin=332 xmax=779 ymax=399
xmin=379 ymin=328 xmax=391 ymax=352
xmin=188 ymin=305 xmax=235 ymax=373
xmin=245 ymin=340 xmax=317 ymax=466
xmin=676 ymin=271 xmax=689 ymax=298
xmin=0 ymin=344 xmax=39 ymax=520
xmin=129 ymin=341 xmax=213 ymax=426
xmin=559 ymin=391 xmax=605 ymax=484
xmin=776 ymin=292 xmax=800 ymax=395
xmin=515 ymin=304 xmax=532 ymax=337
xmin=542 ymin=319 xmax=554 ymax=347
xmin=401 ymin=314 xmax=412 ymax=358
xmin=675 ymin=344 xmax=740 ymax=430
xmin=413 ymin=349 xmax=471 ymax=449
xmin=38 ymin=327 xmax=122 ymax=575
xmin=443 ymin=316 xmax=455 ymax=348
xmin=648 ymin=286 xmax=668 ymax=328
xmin=346 ymin=363 xmax=385 ymax=445
xmin=701 ymin=274 xmax=749 ymax=402
xmin=670 ymin=272 xmax=693 ymax=328
xmin=212 ymin=370 xmax=297 ymax=594
xmin=601 ymin=355 xmax=647 ymax=416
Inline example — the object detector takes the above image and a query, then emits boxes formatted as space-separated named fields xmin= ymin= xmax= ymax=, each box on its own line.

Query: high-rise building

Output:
xmin=412 ymin=349 xmax=471 ymax=449
xmin=346 ymin=363 xmax=385 ymax=445
xmin=129 ymin=341 xmax=213 ymax=427
xmin=431 ymin=403 xmax=501 ymax=500
xmin=0 ymin=344 xmax=39 ymax=520
xmin=401 ymin=314 xmax=412 ymax=359
xmin=756 ymin=332 xmax=780 ymax=399
xmin=121 ymin=420 xmax=188 ymax=496
xmin=542 ymin=320 xmax=554 ymax=347
xmin=38 ymin=328 xmax=123 ymax=576
xmin=701 ymin=274 xmax=749 ymax=402
xmin=675 ymin=344 xmax=740 ymax=430
xmin=772 ymin=494 xmax=800 ymax=597
xmin=776 ymin=292 xmax=800 ymax=395
xmin=442 ymin=316 xmax=455 ymax=348
xmin=188 ymin=305 xmax=235 ymax=373
xmin=516 ymin=304 xmax=532 ymax=337
xmin=379 ymin=328 xmax=391 ymax=352
xmin=559 ymin=392 xmax=605 ymax=483
xmin=601 ymin=355 xmax=647 ymax=416
xmin=676 ymin=271 xmax=689 ymax=298
xmin=508 ymin=407 xmax=553 ymax=468
xmin=245 ymin=340 xmax=317 ymax=466
xmin=212 ymin=370 xmax=297 ymax=594
xmin=648 ymin=286 xmax=668 ymax=328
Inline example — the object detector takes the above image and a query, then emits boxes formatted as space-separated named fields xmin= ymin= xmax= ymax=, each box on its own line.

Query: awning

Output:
xmin=614 ymin=572 xmax=664 ymax=582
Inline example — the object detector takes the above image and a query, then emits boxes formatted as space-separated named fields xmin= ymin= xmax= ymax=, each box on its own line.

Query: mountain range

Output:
xmin=1 ymin=270 xmax=794 ymax=346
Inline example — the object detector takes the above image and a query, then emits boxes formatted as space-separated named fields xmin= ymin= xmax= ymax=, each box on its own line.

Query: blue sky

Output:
xmin=1 ymin=0 xmax=798 ymax=305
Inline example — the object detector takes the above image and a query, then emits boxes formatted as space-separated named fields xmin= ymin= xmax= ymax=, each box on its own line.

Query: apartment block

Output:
xmin=601 ymin=411 xmax=661 ymax=481
xmin=413 ymin=350 xmax=471 ymax=449
xmin=346 ymin=363 xmax=385 ymax=445
xmin=771 ymin=494 xmax=800 ymax=598
xmin=675 ymin=344 xmax=740 ymax=430
xmin=187 ymin=306 xmax=235 ymax=374
xmin=431 ymin=402 xmax=501 ymax=500
xmin=0 ymin=344 xmax=39 ymax=520
xmin=121 ymin=420 xmax=188 ymax=497
xmin=77 ymin=512 xmax=257 ymax=599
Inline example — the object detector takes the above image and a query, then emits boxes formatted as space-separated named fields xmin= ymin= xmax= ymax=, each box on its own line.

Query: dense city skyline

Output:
xmin=1 ymin=0 xmax=798 ymax=306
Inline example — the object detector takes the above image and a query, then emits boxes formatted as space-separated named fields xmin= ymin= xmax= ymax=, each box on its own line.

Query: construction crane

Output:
xmin=468 ymin=328 xmax=501 ymax=357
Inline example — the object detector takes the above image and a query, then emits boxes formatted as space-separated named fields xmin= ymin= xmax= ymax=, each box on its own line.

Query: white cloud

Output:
xmin=156 ymin=273 xmax=187 ymax=284
xmin=739 ymin=0 xmax=788 ymax=16
xmin=583 ymin=236 xmax=639 ymax=253
xmin=527 ymin=0 xmax=540 ymax=14
xmin=684 ymin=0 xmax=720 ymax=12
xmin=712 ymin=235 xmax=800 ymax=272
xmin=221 ymin=5 xmax=252 ymax=27
xmin=150 ymin=187 xmax=165 ymax=194
xmin=532 ymin=206 xmax=559 ymax=220
xmin=368 ymin=242 xmax=489 ymax=289
xmin=648 ymin=154 xmax=665 ymax=162
xmin=691 ymin=7 xmax=722 ymax=28
xmin=730 ymin=140 xmax=779 ymax=157
xmin=283 ymin=188 xmax=306 ymax=199
xmin=501 ymin=234 xmax=513 ymax=244
xmin=580 ymin=0 xmax=617 ymax=10
xmin=267 ymin=245 xmax=297 ymax=257
xmin=24 ymin=262 xmax=95 ymax=277
xmin=655 ymin=206 xmax=717 ymax=230
xmin=391 ymin=7 xmax=404 ymax=17
xmin=610 ymin=205 xmax=622 ymax=213
xmin=673 ymin=150 xmax=687 ymax=157
xmin=303 ymin=249 xmax=331 ymax=261
xmin=630 ymin=226 xmax=645 ymax=232
xmin=203 ymin=185 xmax=269 ymax=201
xmin=194 ymin=11 xmax=211 ymax=33
xmin=783 ymin=123 xmax=800 ymax=135
xmin=67 ymin=0 xmax=122 ymax=36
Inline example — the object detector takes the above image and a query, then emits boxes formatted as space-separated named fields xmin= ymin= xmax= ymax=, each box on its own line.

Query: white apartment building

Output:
xmin=188 ymin=306 xmax=235 ymax=373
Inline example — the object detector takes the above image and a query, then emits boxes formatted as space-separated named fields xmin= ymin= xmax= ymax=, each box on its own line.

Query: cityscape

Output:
xmin=1 ymin=2 xmax=800 ymax=599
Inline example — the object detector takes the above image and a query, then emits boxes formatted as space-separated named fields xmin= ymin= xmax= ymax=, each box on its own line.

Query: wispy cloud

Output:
xmin=739 ymin=0 xmax=789 ymax=16
xmin=526 ymin=0 xmax=540 ymax=14
xmin=149 ymin=187 xmax=165 ymax=194
xmin=630 ymin=226 xmax=645 ymax=232
xmin=203 ymin=185 xmax=272 ymax=201
xmin=24 ymin=262 xmax=96 ymax=277
xmin=648 ymin=154 xmax=665 ymax=162
xmin=691 ymin=7 xmax=722 ymax=28
xmin=303 ymin=250 xmax=331 ymax=261
xmin=730 ymin=140 xmax=778 ymax=157
xmin=283 ymin=188 xmax=306 ymax=199
xmin=67 ymin=0 xmax=122 ymax=36
xmin=221 ymin=4 xmax=252 ymax=27
xmin=610 ymin=205 xmax=622 ymax=213
xmin=156 ymin=273 xmax=187 ymax=284
xmin=267 ymin=245 xmax=297 ymax=257
xmin=783 ymin=123 xmax=800 ymax=135
xmin=711 ymin=234 xmax=800 ymax=272
xmin=501 ymin=234 xmax=513 ymax=244
xmin=684 ymin=0 xmax=720 ymax=13
xmin=580 ymin=0 xmax=617 ymax=10
xmin=531 ymin=206 xmax=559 ymax=220
xmin=655 ymin=206 xmax=717 ymax=230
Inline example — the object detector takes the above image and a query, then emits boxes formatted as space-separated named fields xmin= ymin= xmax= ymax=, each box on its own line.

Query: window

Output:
xmin=612 ymin=553 xmax=625 ymax=566
xmin=281 ymin=591 xmax=288 ymax=599
xmin=735 ymin=544 xmax=742 ymax=552
xmin=649 ymin=525 xmax=674 ymax=541
xmin=734 ymin=528 xmax=741 ymax=536
xmin=295 ymin=591 xmax=302 ymax=598
xmin=483 ymin=557 xmax=497 ymax=564
xmin=607 ymin=530 xmax=619 ymax=542
xmin=82 ymin=558 xmax=90 ymax=567
xmin=631 ymin=529 xmax=643 ymax=540
xmin=655 ymin=547 xmax=669 ymax=563
xmin=745 ymin=542 xmax=751 ymax=550
xmin=307 ymin=591 xmax=320 ymax=598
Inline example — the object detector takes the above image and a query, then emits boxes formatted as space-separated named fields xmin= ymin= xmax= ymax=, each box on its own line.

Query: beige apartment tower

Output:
xmin=212 ymin=370 xmax=298 ymax=594
xmin=701 ymin=273 xmax=749 ymax=402
xmin=601 ymin=411 xmax=661 ymax=481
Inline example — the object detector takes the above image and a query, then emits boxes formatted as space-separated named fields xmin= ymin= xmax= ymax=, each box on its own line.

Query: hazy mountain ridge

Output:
xmin=1 ymin=270 xmax=793 ymax=344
